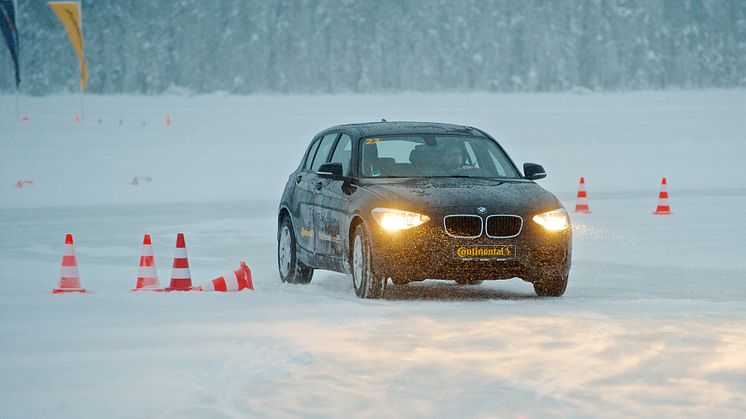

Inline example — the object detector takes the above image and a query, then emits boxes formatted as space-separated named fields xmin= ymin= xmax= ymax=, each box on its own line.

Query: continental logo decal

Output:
xmin=318 ymin=232 xmax=341 ymax=244
xmin=300 ymin=228 xmax=314 ymax=238
xmin=454 ymin=245 xmax=515 ymax=259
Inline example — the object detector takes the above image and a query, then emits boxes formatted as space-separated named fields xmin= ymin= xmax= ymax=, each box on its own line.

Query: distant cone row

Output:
xmin=18 ymin=114 xmax=172 ymax=125
xmin=54 ymin=233 xmax=253 ymax=294
xmin=574 ymin=177 xmax=673 ymax=215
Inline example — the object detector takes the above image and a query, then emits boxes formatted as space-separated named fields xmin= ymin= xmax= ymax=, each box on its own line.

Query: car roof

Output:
xmin=325 ymin=121 xmax=487 ymax=138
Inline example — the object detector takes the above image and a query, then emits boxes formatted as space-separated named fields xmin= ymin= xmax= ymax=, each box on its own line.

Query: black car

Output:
xmin=277 ymin=122 xmax=571 ymax=298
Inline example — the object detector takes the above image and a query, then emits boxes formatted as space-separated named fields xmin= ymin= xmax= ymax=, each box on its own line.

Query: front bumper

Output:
xmin=368 ymin=214 xmax=571 ymax=282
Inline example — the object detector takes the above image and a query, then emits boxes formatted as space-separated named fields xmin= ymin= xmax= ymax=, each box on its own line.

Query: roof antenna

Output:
xmin=381 ymin=118 xmax=387 ymax=122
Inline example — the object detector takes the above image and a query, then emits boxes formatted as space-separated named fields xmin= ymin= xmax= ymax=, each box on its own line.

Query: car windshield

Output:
xmin=360 ymin=135 xmax=521 ymax=179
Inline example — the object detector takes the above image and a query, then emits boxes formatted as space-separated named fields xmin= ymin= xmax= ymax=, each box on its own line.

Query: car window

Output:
xmin=484 ymin=144 xmax=513 ymax=177
xmin=310 ymin=133 xmax=338 ymax=172
xmin=303 ymin=139 xmax=322 ymax=170
xmin=329 ymin=134 xmax=353 ymax=175
xmin=376 ymin=139 xmax=421 ymax=163
xmin=361 ymin=135 xmax=520 ymax=178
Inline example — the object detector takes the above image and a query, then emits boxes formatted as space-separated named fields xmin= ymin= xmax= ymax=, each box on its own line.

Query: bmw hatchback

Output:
xmin=277 ymin=122 xmax=571 ymax=298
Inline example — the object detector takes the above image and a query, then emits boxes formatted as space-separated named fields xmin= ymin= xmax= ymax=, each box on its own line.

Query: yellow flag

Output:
xmin=49 ymin=1 xmax=87 ymax=89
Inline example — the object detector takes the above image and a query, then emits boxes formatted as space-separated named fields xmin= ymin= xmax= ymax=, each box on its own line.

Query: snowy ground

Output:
xmin=1 ymin=90 xmax=745 ymax=418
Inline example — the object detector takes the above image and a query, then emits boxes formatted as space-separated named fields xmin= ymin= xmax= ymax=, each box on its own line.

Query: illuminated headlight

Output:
xmin=371 ymin=208 xmax=430 ymax=231
xmin=532 ymin=208 xmax=570 ymax=231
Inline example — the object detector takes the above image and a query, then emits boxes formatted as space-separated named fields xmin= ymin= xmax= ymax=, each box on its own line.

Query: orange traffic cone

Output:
xmin=165 ymin=115 xmax=171 ymax=127
xmin=53 ymin=234 xmax=87 ymax=294
xmin=166 ymin=232 xmax=196 ymax=291
xmin=75 ymin=113 xmax=80 ymax=123
xmin=574 ymin=177 xmax=591 ymax=213
xmin=15 ymin=179 xmax=33 ymax=188
xmin=199 ymin=262 xmax=254 ymax=292
xmin=132 ymin=234 xmax=163 ymax=291
xmin=653 ymin=177 xmax=672 ymax=215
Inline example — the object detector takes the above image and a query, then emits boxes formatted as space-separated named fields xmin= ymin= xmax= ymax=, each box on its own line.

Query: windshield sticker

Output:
xmin=365 ymin=138 xmax=381 ymax=145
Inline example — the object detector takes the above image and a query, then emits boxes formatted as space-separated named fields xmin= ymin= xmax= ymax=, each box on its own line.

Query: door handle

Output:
xmin=315 ymin=181 xmax=323 ymax=190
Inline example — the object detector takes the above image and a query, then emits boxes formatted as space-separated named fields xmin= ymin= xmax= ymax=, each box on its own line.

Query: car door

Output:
xmin=294 ymin=132 xmax=338 ymax=259
xmin=291 ymin=138 xmax=320 ymax=258
xmin=314 ymin=133 xmax=356 ymax=262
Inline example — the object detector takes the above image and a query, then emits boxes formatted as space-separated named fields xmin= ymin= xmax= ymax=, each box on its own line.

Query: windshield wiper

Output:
xmin=428 ymin=175 xmax=483 ymax=178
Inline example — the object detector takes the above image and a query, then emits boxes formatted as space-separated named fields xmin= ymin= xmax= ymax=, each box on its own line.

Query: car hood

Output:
xmin=362 ymin=178 xmax=560 ymax=215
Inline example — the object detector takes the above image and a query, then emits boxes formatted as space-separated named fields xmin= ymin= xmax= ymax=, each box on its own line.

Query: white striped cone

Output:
xmin=574 ymin=177 xmax=591 ymax=213
xmin=53 ymin=234 xmax=87 ymax=294
xmin=167 ymin=232 xmax=195 ymax=291
xmin=654 ymin=177 xmax=673 ymax=215
xmin=200 ymin=262 xmax=254 ymax=292
xmin=132 ymin=234 xmax=163 ymax=291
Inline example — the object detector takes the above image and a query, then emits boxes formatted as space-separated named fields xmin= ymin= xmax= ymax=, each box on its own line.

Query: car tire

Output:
xmin=278 ymin=217 xmax=313 ymax=284
xmin=455 ymin=278 xmax=483 ymax=286
xmin=351 ymin=224 xmax=386 ymax=299
xmin=532 ymin=272 xmax=568 ymax=297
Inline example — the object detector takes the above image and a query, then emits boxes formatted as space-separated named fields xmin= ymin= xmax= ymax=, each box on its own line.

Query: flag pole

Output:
xmin=15 ymin=83 xmax=19 ymax=121
xmin=78 ymin=0 xmax=83 ymax=121
xmin=14 ymin=0 xmax=19 ymax=121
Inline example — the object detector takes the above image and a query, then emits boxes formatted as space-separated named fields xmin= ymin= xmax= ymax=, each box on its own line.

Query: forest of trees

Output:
xmin=1 ymin=0 xmax=744 ymax=95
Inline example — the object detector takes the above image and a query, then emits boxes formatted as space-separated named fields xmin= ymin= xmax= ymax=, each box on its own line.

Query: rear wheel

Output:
xmin=278 ymin=217 xmax=313 ymax=284
xmin=351 ymin=224 xmax=386 ymax=299
xmin=532 ymin=272 xmax=568 ymax=297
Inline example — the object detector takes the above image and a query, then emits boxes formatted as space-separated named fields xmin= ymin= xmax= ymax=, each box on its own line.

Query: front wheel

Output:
xmin=532 ymin=272 xmax=568 ymax=297
xmin=351 ymin=224 xmax=386 ymax=299
xmin=278 ymin=217 xmax=314 ymax=284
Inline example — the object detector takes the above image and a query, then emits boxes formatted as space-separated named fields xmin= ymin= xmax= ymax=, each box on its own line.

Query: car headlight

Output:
xmin=371 ymin=208 xmax=430 ymax=231
xmin=532 ymin=208 xmax=569 ymax=231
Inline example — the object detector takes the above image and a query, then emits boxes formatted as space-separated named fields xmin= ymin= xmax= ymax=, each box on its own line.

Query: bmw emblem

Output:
xmin=477 ymin=206 xmax=487 ymax=214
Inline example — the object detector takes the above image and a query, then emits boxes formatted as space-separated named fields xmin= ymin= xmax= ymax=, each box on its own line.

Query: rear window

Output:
xmin=309 ymin=133 xmax=338 ymax=172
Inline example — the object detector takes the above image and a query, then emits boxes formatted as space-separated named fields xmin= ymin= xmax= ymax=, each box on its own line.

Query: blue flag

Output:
xmin=0 ymin=0 xmax=20 ymax=87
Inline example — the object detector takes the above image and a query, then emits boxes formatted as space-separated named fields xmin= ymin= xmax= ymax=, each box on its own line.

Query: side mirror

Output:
xmin=317 ymin=162 xmax=344 ymax=179
xmin=523 ymin=163 xmax=547 ymax=180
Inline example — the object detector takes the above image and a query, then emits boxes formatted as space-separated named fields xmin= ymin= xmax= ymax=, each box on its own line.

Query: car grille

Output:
xmin=486 ymin=215 xmax=523 ymax=238
xmin=444 ymin=215 xmax=482 ymax=238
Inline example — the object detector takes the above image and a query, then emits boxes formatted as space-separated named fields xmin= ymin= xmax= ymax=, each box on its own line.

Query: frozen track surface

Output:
xmin=1 ymin=91 xmax=745 ymax=418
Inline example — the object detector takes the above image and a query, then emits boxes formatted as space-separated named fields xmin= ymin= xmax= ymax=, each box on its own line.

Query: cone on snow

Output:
xmin=15 ymin=179 xmax=33 ymax=188
xmin=53 ymin=234 xmax=87 ymax=294
xmin=574 ymin=177 xmax=591 ymax=213
xmin=200 ymin=262 xmax=254 ymax=292
xmin=166 ymin=232 xmax=196 ymax=291
xmin=132 ymin=234 xmax=163 ymax=291
xmin=653 ymin=177 xmax=672 ymax=215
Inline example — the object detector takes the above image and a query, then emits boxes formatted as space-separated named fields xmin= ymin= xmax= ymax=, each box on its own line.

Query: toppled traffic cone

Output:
xmin=15 ymin=179 xmax=34 ymax=188
xmin=166 ymin=232 xmax=196 ymax=291
xmin=132 ymin=234 xmax=163 ymax=291
xmin=200 ymin=262 xmax=254 ymax=292
xmin=53 ymin=234 xmax=87 ymax=294
xmin=574 ymin=177 xmax=591 ymax=213
xmin=653 ymin=177 xmax=672 ymax=215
